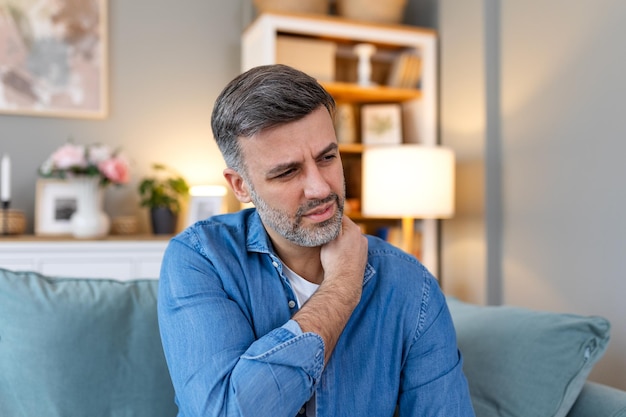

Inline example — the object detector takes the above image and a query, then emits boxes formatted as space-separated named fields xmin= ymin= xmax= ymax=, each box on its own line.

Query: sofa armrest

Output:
xmin=566 ymin=382 xmax=626 ymax=417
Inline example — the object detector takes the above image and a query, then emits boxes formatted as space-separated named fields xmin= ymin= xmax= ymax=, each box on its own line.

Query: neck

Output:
xmin=270 ymin=235 xmax=324 ymax=285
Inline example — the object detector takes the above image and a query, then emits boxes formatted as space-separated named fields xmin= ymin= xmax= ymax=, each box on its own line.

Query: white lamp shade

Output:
xmin=189 ymin=185 xmax=227 ymax=197
xmin=362 ymin=145 xmax=455 ymax=218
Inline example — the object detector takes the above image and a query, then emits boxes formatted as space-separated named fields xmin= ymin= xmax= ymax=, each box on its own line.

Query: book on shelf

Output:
xmin=387 ymin=52 xmax=422 ymax=89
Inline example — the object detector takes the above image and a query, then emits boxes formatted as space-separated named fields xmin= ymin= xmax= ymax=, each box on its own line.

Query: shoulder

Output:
xmin=159 ymin=210 xmax=262 ymax=296
xmin=162 ymin=210 xmax=261 ymax=269
xmin=364 ymin=234 xmax=447 ymax=331
xmin=365 ymin=234 xmax=430 ymax=280
xmin=173 ymin=209 xmax=255 ymax=248
xmin=186 ymin=209 xmax=253 ymax=235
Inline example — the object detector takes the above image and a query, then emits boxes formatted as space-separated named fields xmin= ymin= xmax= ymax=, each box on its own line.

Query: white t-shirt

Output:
xmin=282 ymin=263 xmax=320 ymax=416
xmin=282 ymin=264 xmax=320 ymax=308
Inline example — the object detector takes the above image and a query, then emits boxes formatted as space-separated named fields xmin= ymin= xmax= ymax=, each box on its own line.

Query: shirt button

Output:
xmin=298 ymin=407 xmax=306 ymax=414
xmin=272 ymin=261 xmax=279 ymax=268
xmin=288 ymin=300 xmax=296 ymax=308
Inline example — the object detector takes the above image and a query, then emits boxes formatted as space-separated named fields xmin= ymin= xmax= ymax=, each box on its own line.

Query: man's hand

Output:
xmin=293 ymin=215 xmax=368 ymax=363
xmin=320 ymin=215 xmax=368 ymax=305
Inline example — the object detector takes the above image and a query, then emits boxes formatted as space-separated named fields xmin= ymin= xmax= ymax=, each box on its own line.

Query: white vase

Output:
xmin=69 ymin=177 xmax=110 ymax=239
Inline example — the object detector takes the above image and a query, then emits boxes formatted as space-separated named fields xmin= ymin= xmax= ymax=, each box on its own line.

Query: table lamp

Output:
xmin=362 ymin=144 xmax=455 ymax=274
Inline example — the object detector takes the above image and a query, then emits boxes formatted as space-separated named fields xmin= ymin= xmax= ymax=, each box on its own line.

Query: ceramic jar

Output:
xmin=69 ymin=176 xmax=110 ymax=239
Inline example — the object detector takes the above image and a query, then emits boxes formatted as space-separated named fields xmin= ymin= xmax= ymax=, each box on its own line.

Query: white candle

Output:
xmin=1 ymin=154 xmax=10 ymax=202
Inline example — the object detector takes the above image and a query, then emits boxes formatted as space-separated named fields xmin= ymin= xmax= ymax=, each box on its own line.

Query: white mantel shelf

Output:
xmin=0 ymin=235 xmax=171 ymax=281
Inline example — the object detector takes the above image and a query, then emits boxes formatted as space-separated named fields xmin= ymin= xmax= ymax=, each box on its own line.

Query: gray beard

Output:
xmin=249 ymin=186 xmax=345 ymax=247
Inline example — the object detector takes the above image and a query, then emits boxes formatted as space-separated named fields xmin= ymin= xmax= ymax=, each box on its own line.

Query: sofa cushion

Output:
xmin=0 ymin=268 xmax=177 ymax=417
xmin=447 ymin=297 xmax=610 ymax=417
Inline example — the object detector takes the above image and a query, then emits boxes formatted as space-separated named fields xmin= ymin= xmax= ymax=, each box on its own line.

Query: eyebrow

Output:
xmin=265 ymin=142 xmax=339 ymax=178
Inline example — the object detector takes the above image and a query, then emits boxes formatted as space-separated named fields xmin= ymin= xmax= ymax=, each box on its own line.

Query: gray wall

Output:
xmin=438 ymin=0 xmax=626 ymax=390
xmin=1 ymin=0 xmax=250 ymax=232
xmin=501 ymin=0 xmax=626 ymax=391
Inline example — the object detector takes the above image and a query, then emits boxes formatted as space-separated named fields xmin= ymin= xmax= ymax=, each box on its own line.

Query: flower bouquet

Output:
xmin=38 ymin=141 xmax=131 ymax=239
xmin=39 ymin=142 xmax=130 ymax=186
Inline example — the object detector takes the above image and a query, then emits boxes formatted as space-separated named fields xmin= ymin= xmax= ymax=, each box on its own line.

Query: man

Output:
xmin=158 ymin=64 xmax=475 ymax=417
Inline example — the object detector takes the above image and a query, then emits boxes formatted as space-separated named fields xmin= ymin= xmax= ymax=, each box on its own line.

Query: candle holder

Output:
xmin=0 ymin=203 xmax=25 ymax=236
xmin=1 ymin=200 xmax=9 ymax=236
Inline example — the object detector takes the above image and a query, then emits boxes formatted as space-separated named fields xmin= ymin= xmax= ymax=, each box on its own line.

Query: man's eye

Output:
xmin=275 ymin=169 xmax=296 ymax=179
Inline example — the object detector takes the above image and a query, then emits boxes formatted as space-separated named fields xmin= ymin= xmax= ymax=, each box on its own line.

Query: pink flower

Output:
xmin=98 ymin=156 xmax=130 ymax=184
xmin=51 ymin=143 xmax=87 ymax=170
xmin=39 ymin=141 xmax=131 ymax=186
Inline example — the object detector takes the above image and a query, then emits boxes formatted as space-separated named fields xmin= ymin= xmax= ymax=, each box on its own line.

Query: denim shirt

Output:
xmin=158 ymin=209 xmax=475 ymax=417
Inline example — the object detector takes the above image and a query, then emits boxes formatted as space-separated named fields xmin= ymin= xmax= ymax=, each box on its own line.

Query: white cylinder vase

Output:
xmin=70 ymin=176 xmax=110 ymax=239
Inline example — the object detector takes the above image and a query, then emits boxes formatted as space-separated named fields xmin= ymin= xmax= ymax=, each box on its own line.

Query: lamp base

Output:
xmin=400 ymin=217 xmax=438 ymax=275
xmin=401 ymin=216 xmax=415 ymax=255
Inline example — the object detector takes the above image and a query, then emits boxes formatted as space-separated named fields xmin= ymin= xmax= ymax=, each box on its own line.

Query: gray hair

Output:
xmin=211 ymin=64 xmax=336 ymax=171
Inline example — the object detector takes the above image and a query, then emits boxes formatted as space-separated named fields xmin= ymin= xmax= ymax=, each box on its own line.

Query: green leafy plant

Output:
xmin=138 ymin=163 xmax=190 ymax=214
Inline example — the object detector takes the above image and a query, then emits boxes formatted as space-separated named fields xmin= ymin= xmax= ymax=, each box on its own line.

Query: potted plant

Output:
xmin=138 ymin=163 xmax=190 ymax=234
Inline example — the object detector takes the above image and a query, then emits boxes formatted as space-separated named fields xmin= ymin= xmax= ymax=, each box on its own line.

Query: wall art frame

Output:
xmin=35 ymin=179 xmax=82 ymax=236
xmin=361 ymin=103 xmax=403 ymax=145
xmin=0 ymin=0 xmax=108 ymax=119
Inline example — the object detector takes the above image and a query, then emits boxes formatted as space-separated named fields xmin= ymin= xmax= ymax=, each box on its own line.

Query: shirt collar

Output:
xmin=244 ymin=209 xmax=273 ymax=254
xmin=243 ymin=208 xmax=375 ymax=286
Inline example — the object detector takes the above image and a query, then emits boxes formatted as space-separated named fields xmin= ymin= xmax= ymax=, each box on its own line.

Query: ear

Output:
xmin=223 ymin=168 xmax=252 ymax=203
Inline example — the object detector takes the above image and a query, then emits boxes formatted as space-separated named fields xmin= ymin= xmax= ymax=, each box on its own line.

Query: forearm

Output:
xmin=296 ymin=215 xmax=367 ymax=364
xmin=292 ymin=277 xmax=360 ymax=364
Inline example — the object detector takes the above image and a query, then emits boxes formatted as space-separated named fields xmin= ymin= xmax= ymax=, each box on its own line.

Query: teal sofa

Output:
xmin=0 ymin=267 xmax=625 ymax=417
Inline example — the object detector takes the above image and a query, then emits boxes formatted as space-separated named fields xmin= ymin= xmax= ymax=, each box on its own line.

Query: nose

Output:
xmin=303 ymin=165 xmax=331 ymax=200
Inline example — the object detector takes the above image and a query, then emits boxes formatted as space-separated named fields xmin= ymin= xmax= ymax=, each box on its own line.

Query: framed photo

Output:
xmin=0 ymin=0 xmax=108 ymax=118
xmin=361 ymin=103 xmax=403 ymax=145
xmin=186 ymin=186 xmax=227 ymax=227
xmin=35 ymin=179 xmax=81 ymax=235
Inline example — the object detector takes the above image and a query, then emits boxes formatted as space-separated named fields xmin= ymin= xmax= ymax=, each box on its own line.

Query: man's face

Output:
xmin=231 ymin=106 xmax=345 ymax=248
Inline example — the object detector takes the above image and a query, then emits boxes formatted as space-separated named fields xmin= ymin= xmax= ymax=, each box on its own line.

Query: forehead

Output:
xmin=240 ymin=107 xmax=337 ymax=170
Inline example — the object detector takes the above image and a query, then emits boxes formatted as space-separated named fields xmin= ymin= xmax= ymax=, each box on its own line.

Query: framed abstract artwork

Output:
xmin=0 ymin=0 xmax=108 ymax=118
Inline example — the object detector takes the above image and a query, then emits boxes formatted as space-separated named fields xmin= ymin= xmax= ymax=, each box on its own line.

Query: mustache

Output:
xmin=295 ymin=193 xmax=340 ymax=219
